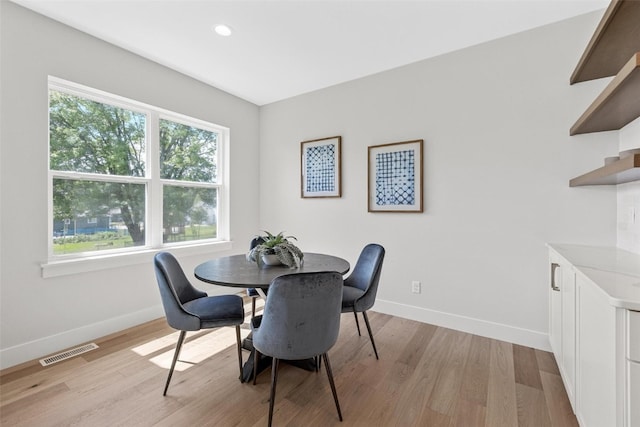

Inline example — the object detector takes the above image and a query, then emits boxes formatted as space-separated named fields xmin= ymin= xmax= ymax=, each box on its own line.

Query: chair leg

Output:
xmin=253 ymin=349 xmax=261 ymax=385
xmin=322 ymin=353 xmax=343 ymax=421
xmin=268 ymin=358 xmax=280 ymax=427
xmin=353 ymin=308 xmax=361 ymax=336
xmin=235 ymin=325 xmax=243 ymax=378
xmin=362 ymin=311 xmax=379 ymax=360
xmin=163 ymin=330 xmax=187 ymax=396
xmin=251 ymin=297 xmax=256 ymax=319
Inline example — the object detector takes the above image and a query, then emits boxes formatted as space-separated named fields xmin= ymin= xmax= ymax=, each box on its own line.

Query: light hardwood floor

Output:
xmin=0 ymin=298 xmax=578 ymax=426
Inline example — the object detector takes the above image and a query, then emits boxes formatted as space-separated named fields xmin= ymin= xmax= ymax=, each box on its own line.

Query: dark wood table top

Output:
xmin=194 ymin=252 xmax=350 ymax=289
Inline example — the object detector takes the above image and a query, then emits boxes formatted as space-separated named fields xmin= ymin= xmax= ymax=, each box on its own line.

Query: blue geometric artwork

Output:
xmin=375 ymin=149 xmax=415 ymax=206
xmin=305 ymin=144 xmax=336 ymax=193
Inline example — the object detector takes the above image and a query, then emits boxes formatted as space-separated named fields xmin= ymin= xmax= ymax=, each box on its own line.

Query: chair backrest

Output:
xmin=253 ymin=271 xmax=343 ymax=360
xmin=344 ymin=243 xmax=385 ymax=311
xmin=247 ymin=237 xmax=266 ymax=297
xmin=250 ymin=236 xmax=265 ymax=249
xmin=154 ymin=252 xmax=207 ymax=331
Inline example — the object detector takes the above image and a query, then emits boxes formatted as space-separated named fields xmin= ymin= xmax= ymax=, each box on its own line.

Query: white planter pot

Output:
xmin=261 ymin=254 xmax=282 ymax=266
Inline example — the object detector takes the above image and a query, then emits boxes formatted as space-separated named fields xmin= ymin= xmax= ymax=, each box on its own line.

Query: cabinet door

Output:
xmin=629 ymin=361 xmax=640 ymax=427
xmin=561 ymin=264 xmax=576 ymax=408
xmin=628 ymin=311 xmax=640 ymax=427
xmin=576 ymin=273 xmax=617 ymax=427
xmin=549 ymin=254 xmax=563 ymax=360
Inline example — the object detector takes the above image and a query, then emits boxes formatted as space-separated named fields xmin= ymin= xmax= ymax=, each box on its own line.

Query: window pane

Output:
xmin=53 ymin=179 xmax=146 ymax=255
xmin=160 ymin=119 xmax=217 ymax=182
xmin=49 ymin=90 xmax=146 ymax=176
xmin=163 ymin=186 xmax=217 ymax=243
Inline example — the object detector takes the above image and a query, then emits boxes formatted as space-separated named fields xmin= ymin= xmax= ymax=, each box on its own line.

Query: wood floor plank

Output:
xmin=0 ymin=356 xmax=86 ymax=405
xmin=0 ymin=311 xmax=579 ymax=427
xmin=459 ymin=334 xmax=491 ymax=406
xmin=330 ymin=311 xmax=391 ymax=373
xmin=396 ymin=322 xmax=437 ymax=369
xmin=540 ymin=371 xmax=579 ymax=427
xmin=535 ymin=349 xmax=561 ymax=376
xmin=453 ymin=399 xmax=487 ymax=427
xmin=0 ymin=382 xmax=70 ymax=424
xmin=414 ymin=406 xmax=452 ymax=427
xmin=334 ymin=380 xmax=380 ymax=426
xmin=516 ymin=383 xmax=552 ymax=427
xmin=425 ymin=329 xmax=472 ymax=416
xmin=388 ymin=327 xmax=457 ymax=425
xmin=485 ymin=340 xmax=518 ymax=427
xmin=513 ymin=344 xmax=543 ymax=390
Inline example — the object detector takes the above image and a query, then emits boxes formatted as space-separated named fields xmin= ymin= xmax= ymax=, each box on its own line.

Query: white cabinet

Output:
xmin=575 ymin=272 xmax=617 ymax=427
xmin=630 ymin=361 xmax=640 ymax=426
xmin=548 ymin=252 xmax=576 ymax=408
xmin=547 ymin=244 xmax=640 ymax=427
xmin=628 ymin=310 xmax=640 ymax=427
xmin=549 ymin=255 xmax=562 ymax=358
xmin=561 ymin=261 xmax=576 ymax=406
xmin=629 ymin=310 xmax=640 ymax=360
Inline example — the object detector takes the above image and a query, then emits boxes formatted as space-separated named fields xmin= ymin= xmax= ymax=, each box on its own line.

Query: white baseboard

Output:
xmin=0 ymin=305 xmax=165 ymax=370
xmin=1 ymin=300 xmax=551 ymax=371
xmin=372 ymin=299 xmax=551 ymax=352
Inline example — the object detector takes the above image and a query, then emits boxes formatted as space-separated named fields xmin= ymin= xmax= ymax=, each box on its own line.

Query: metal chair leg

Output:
xmin=353 ymin=308 xmax=361 ymax=336
xmin=251 ymin=297 xmax=256 ymax=319
xmin=164 ymin=330 xmax=187 ymax=396
xmin=322 ymin=353 xmax=343 ymax=421
xmin=253 ymin=349 xmax=261 ymax=385
xmin=235 ymin=325 xmax=243 ymax=378
xmin=362 ymin=311 xmax=379 ymax=360
xmin=268 ymin=358 xmax=280 ymax=427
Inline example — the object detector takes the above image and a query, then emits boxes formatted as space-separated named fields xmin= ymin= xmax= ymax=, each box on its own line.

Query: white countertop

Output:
xmin=547 ymin=244 xmax=640 ymax=311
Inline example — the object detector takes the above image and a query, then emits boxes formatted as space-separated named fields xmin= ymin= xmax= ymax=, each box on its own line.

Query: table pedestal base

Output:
xmin=240 ymin=335 xmax=319 ymax=383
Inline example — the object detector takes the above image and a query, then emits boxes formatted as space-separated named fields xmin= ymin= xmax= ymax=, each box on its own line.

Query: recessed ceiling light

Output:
xmin=214 ymin=24 xmax=232 ymax=37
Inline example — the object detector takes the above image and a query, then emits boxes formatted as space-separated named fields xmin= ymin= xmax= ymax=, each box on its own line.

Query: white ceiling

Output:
xmin=12 ymin=0 xmax=607 ymax=106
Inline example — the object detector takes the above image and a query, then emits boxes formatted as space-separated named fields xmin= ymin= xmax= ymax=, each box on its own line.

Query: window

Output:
xmin=48 ymin=78 xmax=227 ymax=258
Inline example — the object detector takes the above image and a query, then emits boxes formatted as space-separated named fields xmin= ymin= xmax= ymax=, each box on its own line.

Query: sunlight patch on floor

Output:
xmin=136 ymin=294 xmax=264 ymax=370
xmin=148 ymin=327 xmax=244 ymax=371
xmin=132 ymin=329 xmax=202 ymax=356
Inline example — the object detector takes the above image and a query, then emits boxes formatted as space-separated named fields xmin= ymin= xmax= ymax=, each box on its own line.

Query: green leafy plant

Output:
xmin=246 ymin=231 xmax=304 ymax=268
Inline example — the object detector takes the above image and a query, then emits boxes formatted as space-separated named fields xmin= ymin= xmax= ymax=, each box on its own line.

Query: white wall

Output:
xmin=258 ymin=11 xmax=618 ymax=350
xmin=0 ymin=2 xmax=261 ymax=369
xmin=617 ymin=118 xmax=640 ymax=254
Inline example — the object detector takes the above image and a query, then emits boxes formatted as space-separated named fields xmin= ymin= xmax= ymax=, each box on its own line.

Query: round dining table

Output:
xmin=194 ymin=252 xmax=351 ymax=383
xmin=194 ymin=252 xmax=350 ymax=290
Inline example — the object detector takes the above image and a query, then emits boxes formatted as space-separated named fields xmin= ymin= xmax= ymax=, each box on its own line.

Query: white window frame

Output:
xmin=43 ymin=77 xmax=231 ymax=278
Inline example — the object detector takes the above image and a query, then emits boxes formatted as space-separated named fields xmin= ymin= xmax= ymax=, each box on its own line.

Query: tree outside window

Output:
xmin=49 ymin=82 xmax=223 ymax=256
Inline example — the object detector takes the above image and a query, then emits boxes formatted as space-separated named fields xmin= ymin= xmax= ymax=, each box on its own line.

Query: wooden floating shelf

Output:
xmin=570 ymin=0 xmax=640 ymax=84
xmin=570 ymin=53 xmax=640 ymax=135
xmin=570 ymin=154 xmax=640 ymax=186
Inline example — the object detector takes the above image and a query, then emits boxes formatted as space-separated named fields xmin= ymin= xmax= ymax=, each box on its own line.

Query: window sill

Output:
xmin=41 ymin=240 xmax=233 ymax=278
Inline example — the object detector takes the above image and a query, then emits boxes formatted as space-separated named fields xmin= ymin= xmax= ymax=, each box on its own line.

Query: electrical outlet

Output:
xmin=411 ymin=281 xmax=421 ymax=294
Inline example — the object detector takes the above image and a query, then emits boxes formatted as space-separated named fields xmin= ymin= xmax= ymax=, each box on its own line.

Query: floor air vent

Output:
xmin=39 ymin=343 xmax=99 ymax=366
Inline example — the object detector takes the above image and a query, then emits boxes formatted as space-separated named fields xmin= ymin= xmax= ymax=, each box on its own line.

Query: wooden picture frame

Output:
xmin=368 ymin=139 xmax=423 ymax=212
xmin=301 ymin=136 xmax=342 ymax=198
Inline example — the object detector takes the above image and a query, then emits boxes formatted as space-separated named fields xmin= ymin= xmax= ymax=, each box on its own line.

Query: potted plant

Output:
xmin=246 ymin=231 xmax=304 ymax=268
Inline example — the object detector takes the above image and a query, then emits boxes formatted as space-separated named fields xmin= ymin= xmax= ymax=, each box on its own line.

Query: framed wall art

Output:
xmin=368 ymin=139 xmax=423 ymax=213
xmin=301 ymin=136 xmax=342 ymax=198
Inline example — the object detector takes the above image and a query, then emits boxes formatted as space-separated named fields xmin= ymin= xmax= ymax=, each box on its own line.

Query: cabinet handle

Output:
xmin=550 ymin=262 xmax=560 ymax=291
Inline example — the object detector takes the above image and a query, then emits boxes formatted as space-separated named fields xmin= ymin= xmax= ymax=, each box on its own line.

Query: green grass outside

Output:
xmin=53 ymin=235 xmax=135 ymax=255
xmin=53 ymin=225 xmax=217 ymax=255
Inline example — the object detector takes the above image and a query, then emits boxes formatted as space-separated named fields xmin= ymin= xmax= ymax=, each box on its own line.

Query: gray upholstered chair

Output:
xmin=251 ymin=271 xmax=344 ymax=427
xmin=341 ymin=243 xmax=385 ymax=359
xmin=154 ymin=251 xmax=245 ymax=396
